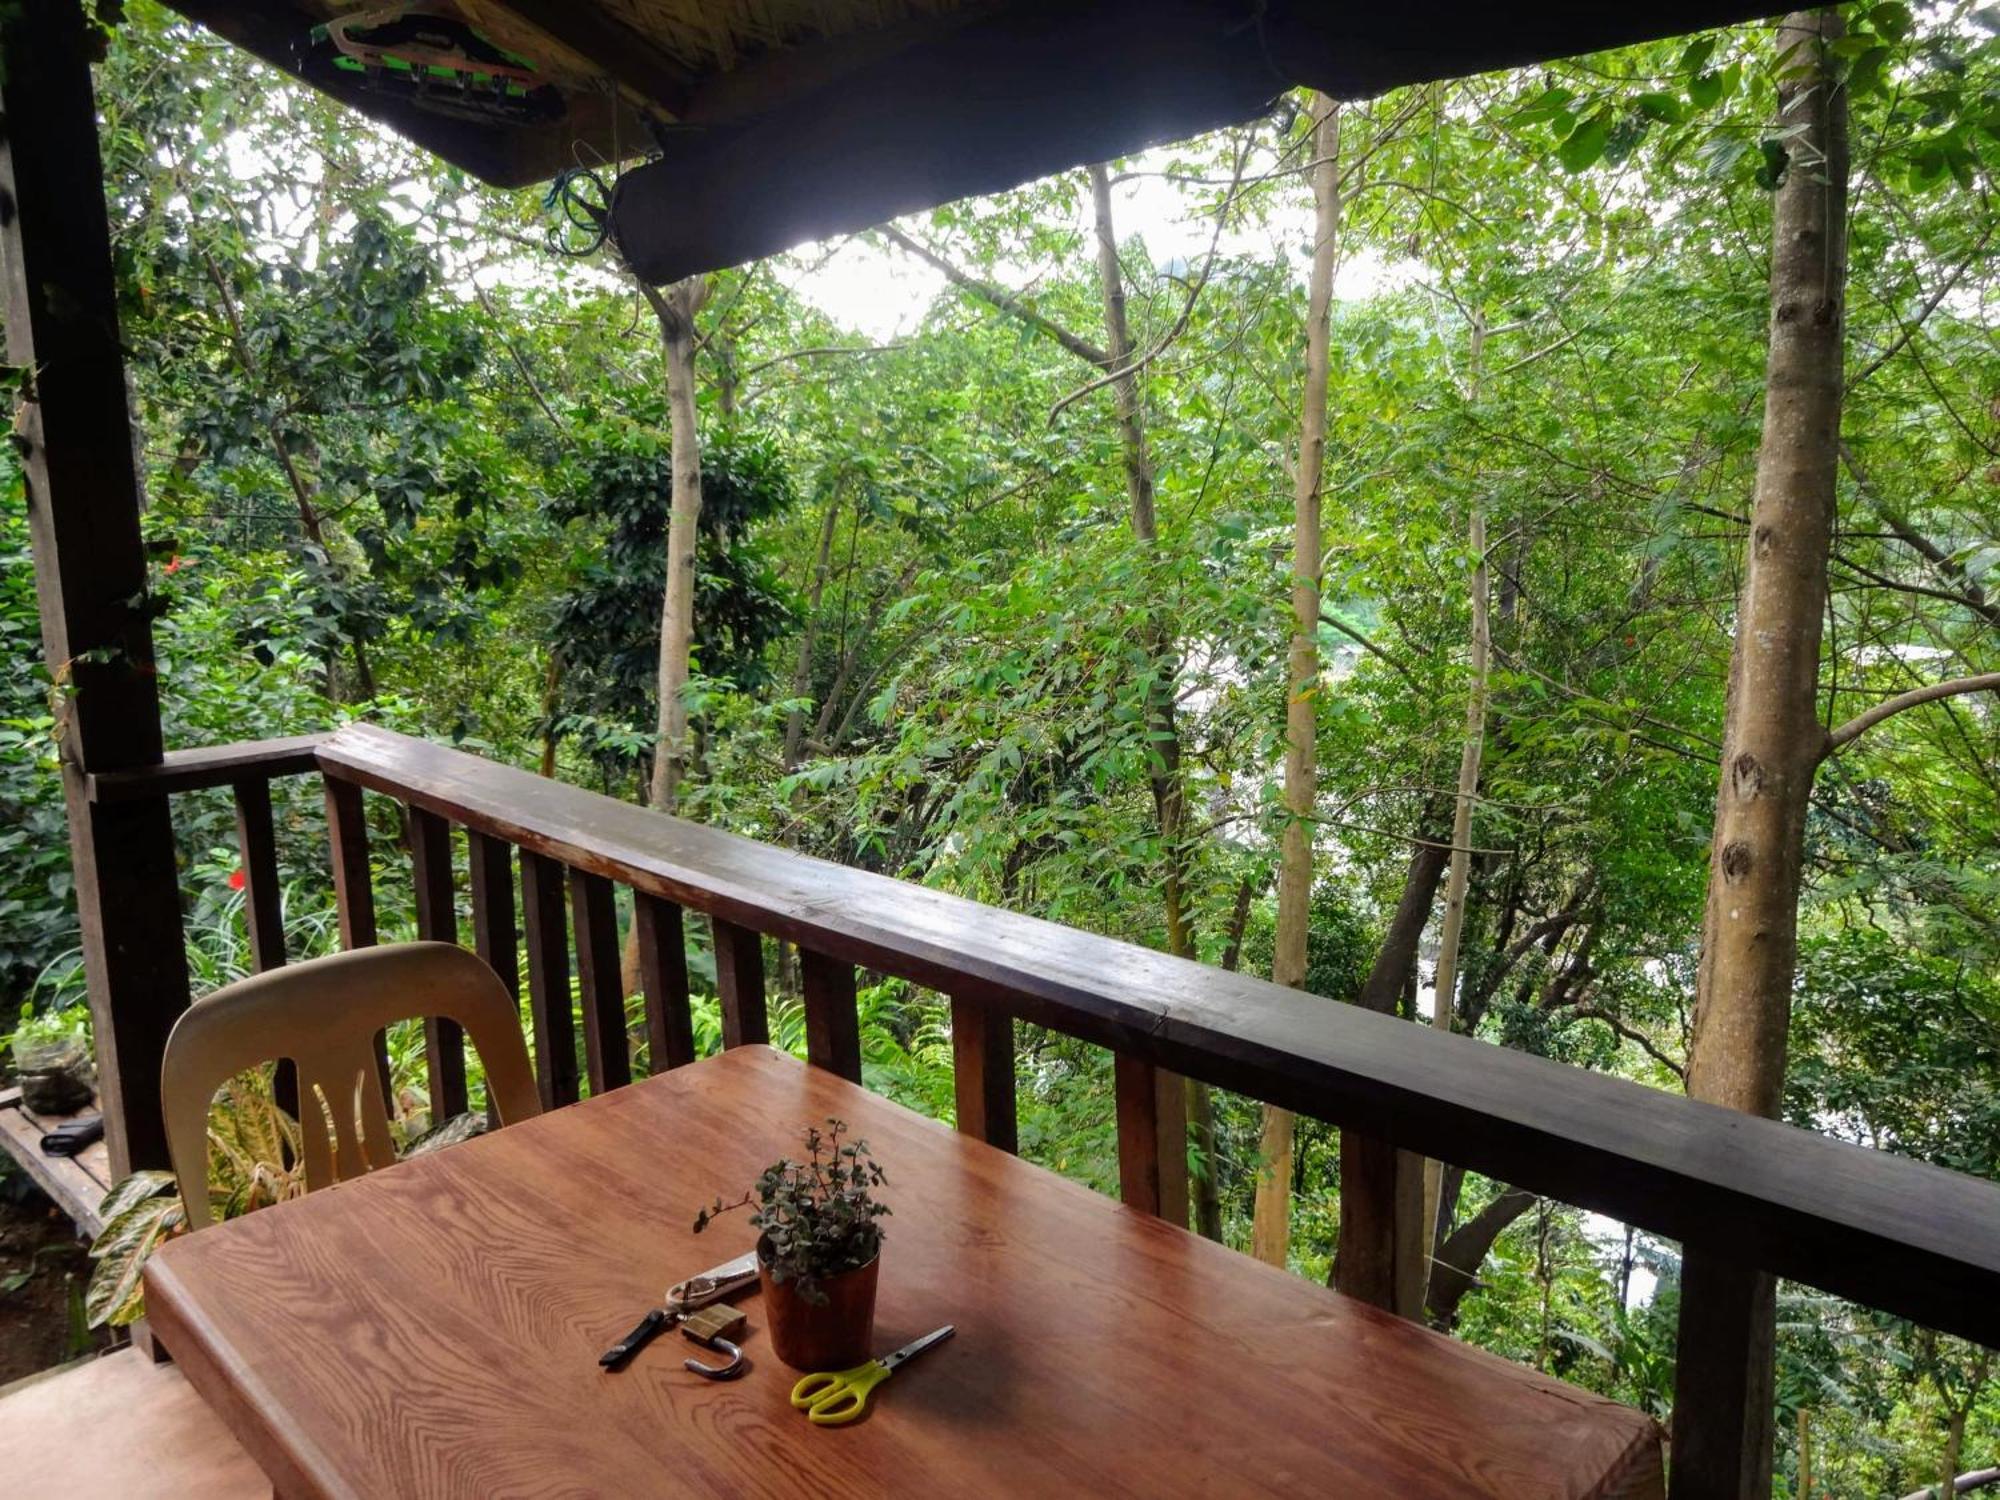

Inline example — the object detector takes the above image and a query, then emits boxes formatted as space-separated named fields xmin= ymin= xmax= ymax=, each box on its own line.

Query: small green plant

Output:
xmin=694 ymin=1118 xmax=889 ymax=1305
xmin=3 ymin=1000 xmax=89 ymax=1062
xmin=85 ymin=1069 xmax=304 ymax=1327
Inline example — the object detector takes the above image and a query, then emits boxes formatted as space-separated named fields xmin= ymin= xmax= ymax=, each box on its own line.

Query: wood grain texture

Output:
xmin=519 ymin=851 xmax=578 ymax=1110
xmin=568 ymin=867 xmax=631 ymax=1095
xmin=323 ymin=778 xmax=376 ymax=951
xmin=949 ymin=993 xmax=1016 ymax=1154
xmin=633 ymin=894 xmax=695 ymax=1072
xmin=315 ymin=725 xmax=2000 ymax=1344
xmin=145 ymin=1046 xmax=1661 ymax=1499
xmin=800 ymin=948 xmax=861 ymax=1082
xmin=1115 ymin=1052 xmax=1189 ymax=1225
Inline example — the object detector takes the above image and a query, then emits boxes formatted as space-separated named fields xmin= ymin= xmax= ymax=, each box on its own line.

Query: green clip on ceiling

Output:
xmin=163 ymin=0 xmax=1788 ymax=284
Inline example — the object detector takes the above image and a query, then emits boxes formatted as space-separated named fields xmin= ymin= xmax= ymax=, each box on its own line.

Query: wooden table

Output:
xmin=146 ymin=1046 xmax=1663 ymax=1498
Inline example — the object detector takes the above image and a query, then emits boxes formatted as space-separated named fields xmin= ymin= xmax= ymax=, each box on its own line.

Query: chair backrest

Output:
xmin=161 ymin=942 xmax=541 ymax=1230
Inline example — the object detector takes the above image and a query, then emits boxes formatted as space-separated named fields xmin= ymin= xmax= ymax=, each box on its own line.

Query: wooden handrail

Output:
xmin=85 ymin=732 xmax=330 ymax=802
xmin=309 ymin=722 xmax=2000 ymax=1348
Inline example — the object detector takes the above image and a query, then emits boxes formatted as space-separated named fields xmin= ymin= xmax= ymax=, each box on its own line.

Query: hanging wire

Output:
xmin=544 ymin=166 xmax=612 ymax=257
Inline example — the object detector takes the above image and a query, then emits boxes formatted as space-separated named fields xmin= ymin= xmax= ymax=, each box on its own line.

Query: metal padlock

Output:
xmin=680 ymin=1302 xmax=749 ymax=1380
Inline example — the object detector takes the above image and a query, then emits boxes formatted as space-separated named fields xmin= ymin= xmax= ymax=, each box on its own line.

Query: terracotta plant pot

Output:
xmin=758 ymin=1235 xmax=879 ymax=1371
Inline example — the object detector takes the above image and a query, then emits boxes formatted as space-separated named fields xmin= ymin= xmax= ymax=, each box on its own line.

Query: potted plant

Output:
xmin=5 ymin=1002 xmax=95 ymax=1115
xmin=694 ymin=1118 xmax=890 ymax=1370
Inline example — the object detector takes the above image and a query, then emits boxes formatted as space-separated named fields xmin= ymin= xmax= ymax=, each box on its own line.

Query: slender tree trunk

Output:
xmin=1251 ymin=95 xmax=1341 ymax=1269
xmin=1089 ymin=160 xmax=1191 ymax=1220
xmin=784 ymin=490 xmax=843 ymax=770
xmin=1673 ymin=14 xmax=1847 ymax=1497
xmin=644 ymin=276 xmax=712 ymax=815
xmin=1418 ymin=499 xmax=1490 ymax=1294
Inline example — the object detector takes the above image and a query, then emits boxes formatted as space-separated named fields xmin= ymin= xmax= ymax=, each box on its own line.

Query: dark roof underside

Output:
xmin=164 ymin=0 xmax=1788 ymax=283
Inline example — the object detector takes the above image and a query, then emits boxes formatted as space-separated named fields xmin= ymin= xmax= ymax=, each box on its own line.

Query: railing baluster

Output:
xmin=949 ymin=993 xmax=1016 ymax=1153
xmin=1114 ymin=1053 xmax=1188 ymax=1224
xmin=233 ymin=776 xmax=294 ymax=1118
xmin=232 ymin=778 xmax=286 ymax=972
xmin=323 ymin=776 xmax=391 ymax=1108
xmin=568 ymin=869 xmax=630 ymax=1094
xmin=633 ymin=894 xmax=694 ymax=1071
xmin=800 ymin=948 xmax=861 ymax=1083
xmin=466 ymin=830 xmax=519 ymax=1005
xmin=409 ymin=807 xmax=468 ymax=1119
xmin=519 ymin=851 xmax=579 ymax=1108
xmin=711 ymin=917 xmax=768 ymax=1049
xmin=323 ymin=777 xmax=376 ymax=949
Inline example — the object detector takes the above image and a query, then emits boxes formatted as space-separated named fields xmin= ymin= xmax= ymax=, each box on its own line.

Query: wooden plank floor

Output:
xmin=0 ymin=1087 xmax=111 ymax=1234
xmin=0 ymin=1348 xmax=266 ymax=1497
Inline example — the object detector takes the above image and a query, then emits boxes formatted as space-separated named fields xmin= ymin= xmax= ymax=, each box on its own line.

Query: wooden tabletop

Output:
xmin=146 ymin=1046 xmax=1662 ymax=1498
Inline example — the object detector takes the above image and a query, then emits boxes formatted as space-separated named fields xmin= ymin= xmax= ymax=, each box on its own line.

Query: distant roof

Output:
xmin=164 ymin=1 xmax=1785 ymax=283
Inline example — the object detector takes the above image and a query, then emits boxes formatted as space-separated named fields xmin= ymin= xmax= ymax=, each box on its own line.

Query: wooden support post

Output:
xmin=1114 ymin=1052 xmax=1188 ymax=1224
xmin=711 ymin=917 xmax=768 ymax=1049
xmin=324 ymin=779 xmax=377 ymax=949
xmin=466 ymin=831 xmax=519 ymax=1005
xmin=409 ymin=807 xmax=467 ymax=1119
xmin=520 ymin=851 xmax=578 ymax=1109
xmin=949 ymin=994 xmax=1016 ymax=1153
xmin=0 ymin=0 xmax=192 ymax=1175
xmin=568 ymin=869 xmax=630 ymax=1094
xmin=800 ymin=949 xmax=862 ymax=1083
xmin=633 ymin=895 xmax=695 ymax=1072
xmin=233 ymin=778 xmax=294 ymax=1116
xmin=1671 ymin=1254 xmax=1775 ymax=1500
xmin=232 ymin=780 xmax=286 ymax=973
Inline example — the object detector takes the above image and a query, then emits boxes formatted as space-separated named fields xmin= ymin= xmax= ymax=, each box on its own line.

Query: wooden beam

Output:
xmin=711 ymin=918 xmax=768 ymax=1050
xmin=409 ymin=808 xmax=468 ymax=1119
xmin=568 ymin=868 xmax=630 ymax=1094
xmin=89 ymin=734 xmax=329 ymax=802
xmin=0 ymin=0 xmax=192 ymax=1176
xmin=317 ymin=725 xmax=2000 ymax=1347
xmin=633 ymin=895 xmax=695 ymax=1072
xmin=1114 ymin=1053 xmax=1188 ymax=1225
xmin=800 ymin=948 xmax=862 ymax=1083
xmin=519 ymin=851 xmax=578 ymax=1109
xmin=490 ymin=0 xmax=697 ymax=116
xmin=949 ymin=994 xmax=1016 ymax=1153
xmin=466 ymin=830 xmax=520 ymax=1006
xmin=323 ymin=779 xmax=377 ymax=950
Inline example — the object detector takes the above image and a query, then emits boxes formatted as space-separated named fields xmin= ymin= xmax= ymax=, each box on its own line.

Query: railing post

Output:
xmin=711 ymin=917 xmax=768 ymax=1048
xmin=0 ymin=0 xmax=192 ymax=1178
xmin=1114 ymin=1053 xmax=1188 ymax=1224
xmin=409 ymin=807 xmax=468 ymax=1119
xmin=568 ymin=869 xmax=631 ymax=1094
xmin=323 ymin=778 xmax=377 ymax=949
xmin=949 ymin=993 xmax=1016 ymax=1153
xmin=634 ymin=895 xmax=695 ymax=1071
xmin=466 ymin=830 xmax=519 ymax=1005
xmin=800 ymin=949 xmax=862 ymax=1083
xmin=232 ymin=780 xmax=287 ymax=973
xmin=519 ymin=851 xmax=579 ymax=1108
xmin=1670 ymin=1255 xmax=1775 ymax=1499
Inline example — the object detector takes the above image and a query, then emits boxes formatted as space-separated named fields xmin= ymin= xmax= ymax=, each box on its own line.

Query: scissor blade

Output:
xmin=880 ymin=1324 xmax=955 ymax=1372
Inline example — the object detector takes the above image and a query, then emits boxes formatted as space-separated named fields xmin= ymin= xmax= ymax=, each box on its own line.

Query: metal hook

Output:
xmin=682 ymin=1335 xmax=746 ymax=1381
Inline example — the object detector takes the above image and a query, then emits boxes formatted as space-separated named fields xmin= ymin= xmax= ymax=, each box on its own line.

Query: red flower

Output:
xmin=227 ymin=868 xmax=246 ymax=892
xmin=162 ymin=555 xmax=184 ymax=575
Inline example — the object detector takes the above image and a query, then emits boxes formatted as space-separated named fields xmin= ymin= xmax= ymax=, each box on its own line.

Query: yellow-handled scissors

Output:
xmin=789 ymin=1325 xmax=955 ymax=1426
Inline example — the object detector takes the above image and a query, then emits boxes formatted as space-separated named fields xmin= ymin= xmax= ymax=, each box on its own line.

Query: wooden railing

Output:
xmin=92 ymin=723 xmax=2000 ymax=1487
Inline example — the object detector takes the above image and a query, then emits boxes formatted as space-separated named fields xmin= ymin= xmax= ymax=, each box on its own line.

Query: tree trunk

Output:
xmin=1251 ymin=94 xmax=1341 ymax=1270
xmin=1673 ymin=13 xmax=1847 ymax=1498
xmin=784 ymin=489 xmax=843 ymax=770
xmin=645 ymin=276 xmax=712 ymax=815
xmin=1425 ymin=1185 xmax=1534 ymax=1329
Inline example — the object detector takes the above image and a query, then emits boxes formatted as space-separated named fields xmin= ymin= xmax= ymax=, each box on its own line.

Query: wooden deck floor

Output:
xmin=0 ymin=1348 xmax=265 ymax=1496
